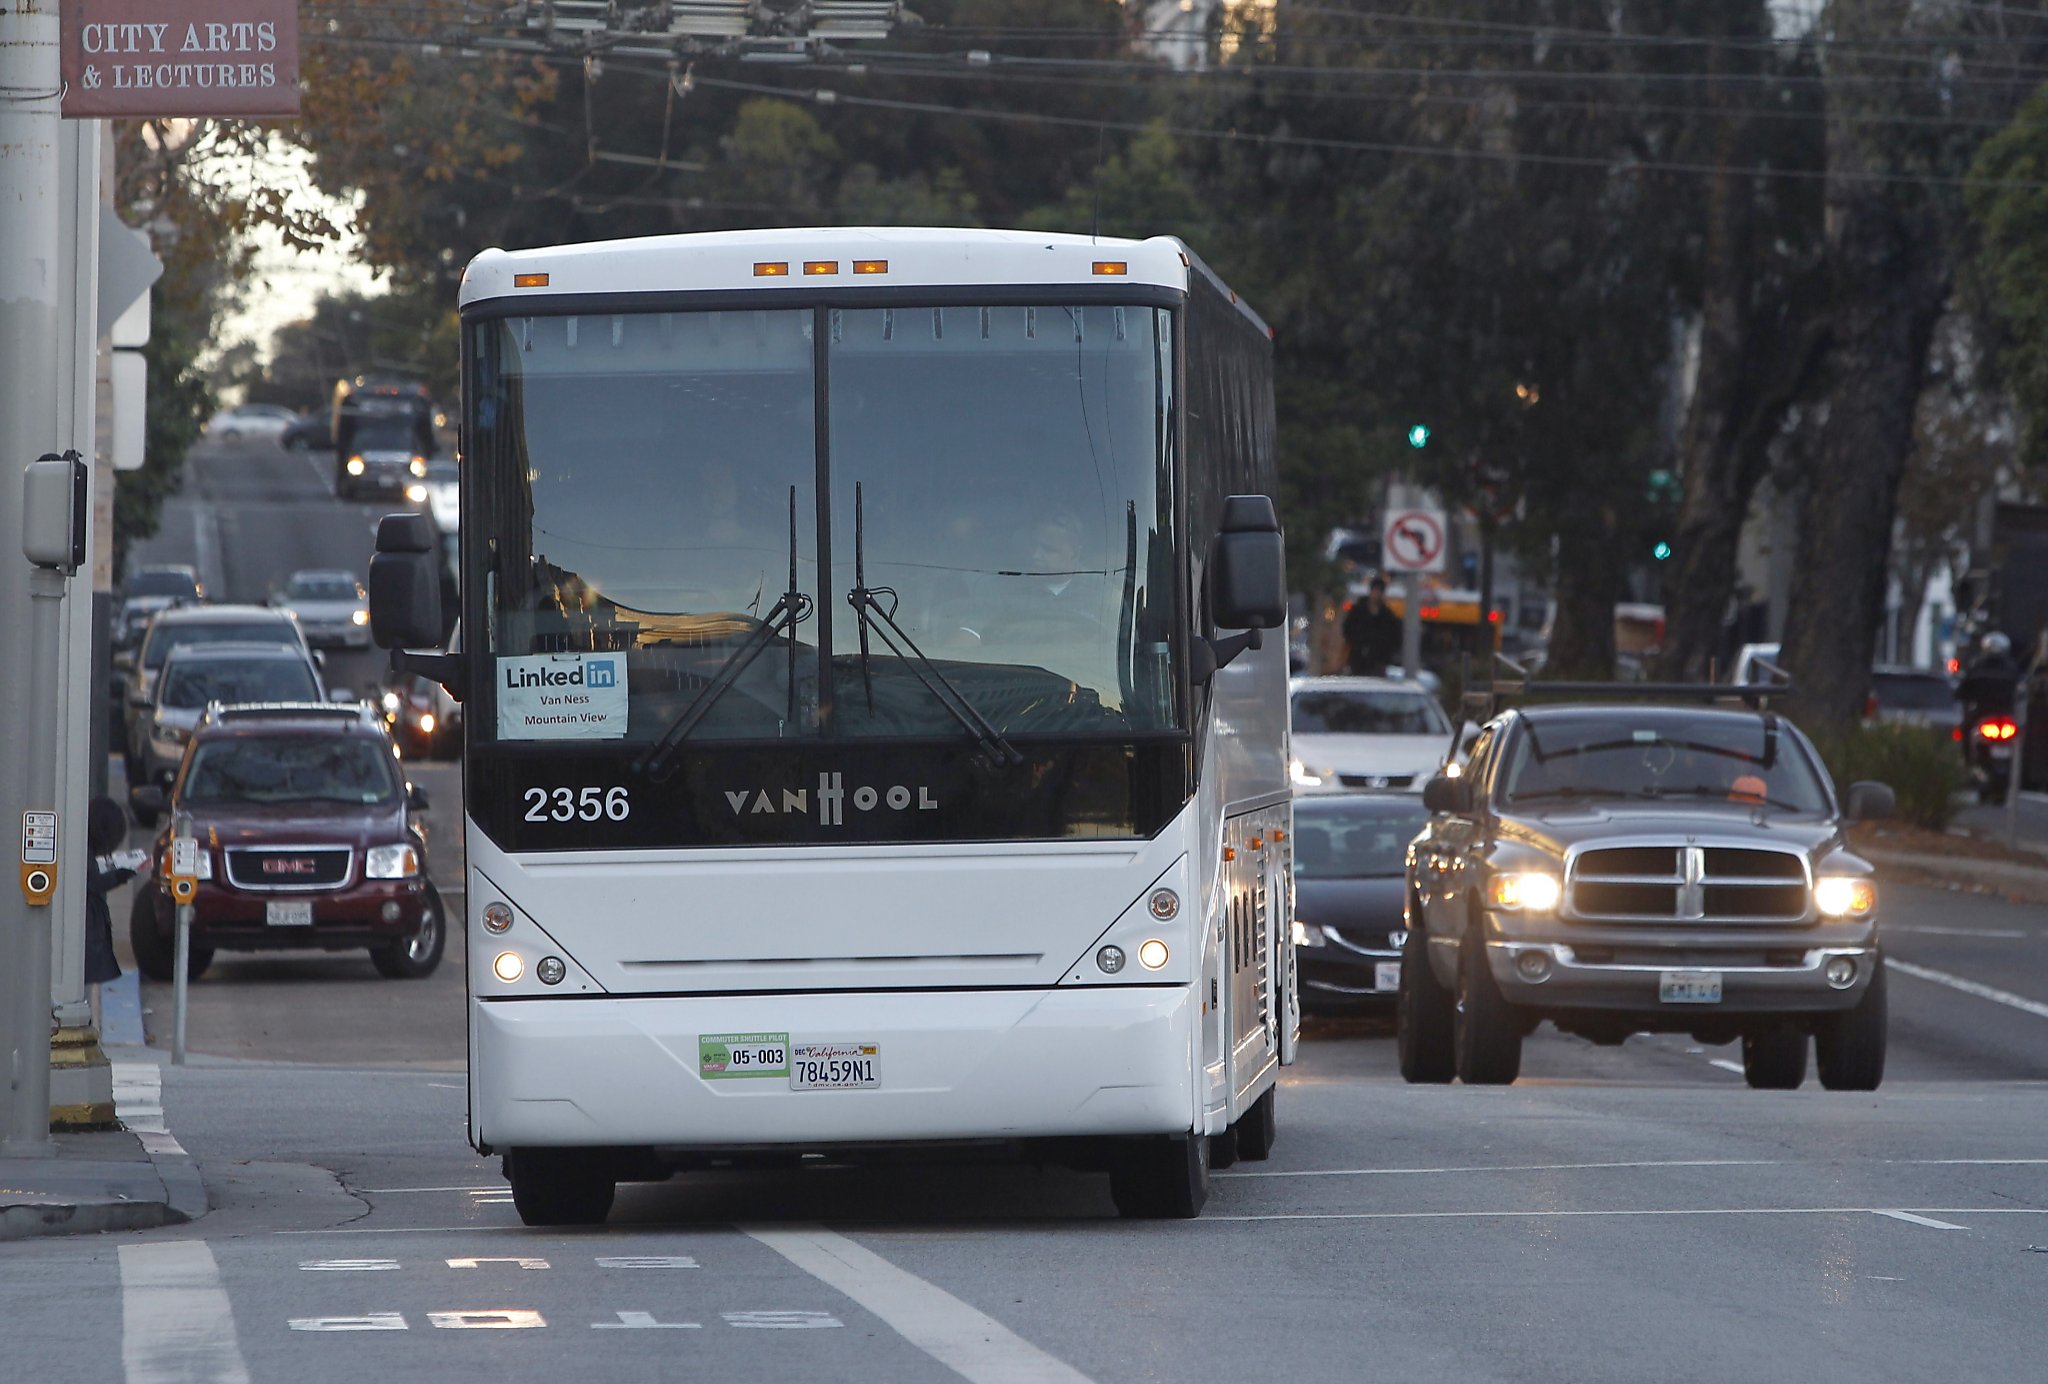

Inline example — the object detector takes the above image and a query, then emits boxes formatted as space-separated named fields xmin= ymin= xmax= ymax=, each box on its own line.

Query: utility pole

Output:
xmin=0 ymin=0 xmax=65 ymax=1155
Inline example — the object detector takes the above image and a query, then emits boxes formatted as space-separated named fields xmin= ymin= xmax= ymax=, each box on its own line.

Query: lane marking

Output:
xmin=1888 ymin=925 xmax=2029 ymax=939
xmin=1873 ymin=1210 xmax=1968 ymax=1230
xmin=112 ymin=1062 xmax=186 ymax=1156
xmin=426 ymin=1310 xmax=546 ymax=1330
xmin=1890 ymin=958 xmax=2048 ymax=1020
xmin=594 ymin=1311 xmax=701 ymax=1330
xmin=291 ymin=1314 xmax=407 ymax=1332
xmin=1222 ymin=1158 xmax=1780 ymax=1179
xmin=1204 ymin=1206 xmax=2048 ymax=1224
xmin=300 ymin=1259 xmax=399 ymax=1271
xmin=447 ymin=1256 xmax=548 ymax=1269
xmin=1707 ymin=1059 xmax=1746 ymax=1076
xmin=723 ymin=1310 xmax=843 ymax=1329
xmin=120 ymin=1242 xmax=252 ymax=1384
xmin=597 ymin=1256 xmax=700 ymax=1269
xmin=742 ymin=1223 xmax=1093 ymax=1383
xmin=357 ymin=1185 xmax=499 ymax=1194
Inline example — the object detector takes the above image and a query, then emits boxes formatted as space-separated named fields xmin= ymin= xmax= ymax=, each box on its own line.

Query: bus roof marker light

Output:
xmin=493 ymin=951 xmax=524 ymax=983
xmin=512 ymin=272 xmax=549 ymax=288
xmin=754 ymin=262 xmax=789 ymax=277
xmin=1091 ymin=261 xmax=1128 ymax=276
xmin=1138 ymin=939 xmax=1170 ymax=970
xmin=803 ymin=261 xmax=838 ymax=276
xmin=852 ymin=259 xmax=888 ymax=274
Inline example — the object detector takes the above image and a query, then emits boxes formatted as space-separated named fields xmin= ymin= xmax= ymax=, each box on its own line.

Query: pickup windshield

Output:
xmin=1498 ymin=712 xmax=1831 ymax=813
xmin=470 ymin=302 xmax=1179 ymax=748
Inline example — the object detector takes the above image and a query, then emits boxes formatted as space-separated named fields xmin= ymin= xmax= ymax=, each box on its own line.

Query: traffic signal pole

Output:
xmin=0 ymin=3 xmax=65 ymax=1155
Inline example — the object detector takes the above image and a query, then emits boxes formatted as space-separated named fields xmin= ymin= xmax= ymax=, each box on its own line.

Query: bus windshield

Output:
xmin=470 ymin=303 xmax=1179 ymax=749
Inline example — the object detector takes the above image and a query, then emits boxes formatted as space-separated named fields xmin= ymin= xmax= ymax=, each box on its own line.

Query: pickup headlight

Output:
xmin=1486 ymin=871 xmax=1561 ymax=912
xmin=1814 ymin=876 xmax=1876 ymax=919
xmin=365 ymin=843 xmax=420 ymax=879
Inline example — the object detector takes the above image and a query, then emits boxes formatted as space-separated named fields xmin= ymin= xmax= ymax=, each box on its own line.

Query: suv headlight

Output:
xmin=1487 ymin=871 xmax=1561 ymax=912
xmin=1814 ymin=876 xmax=1876 ymax=919
xmin=365 ymin=843 xmax=420 ymax=879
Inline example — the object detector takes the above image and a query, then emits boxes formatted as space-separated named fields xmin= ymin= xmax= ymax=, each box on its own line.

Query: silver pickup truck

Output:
xmin=1397 ymin=701 xmax=1894 ymax=1091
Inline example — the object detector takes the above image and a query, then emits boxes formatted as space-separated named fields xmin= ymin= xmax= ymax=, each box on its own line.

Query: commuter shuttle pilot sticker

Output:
xmin=497 ymin=653 xmax=628 ymax=739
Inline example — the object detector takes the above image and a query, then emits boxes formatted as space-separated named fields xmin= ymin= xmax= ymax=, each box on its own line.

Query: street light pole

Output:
xmin=0 ymin=3 xmax=66 ymax=1155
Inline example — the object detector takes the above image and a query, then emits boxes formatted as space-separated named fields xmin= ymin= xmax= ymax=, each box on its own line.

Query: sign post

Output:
xmin=1382 ymin=507 xmax=1447 ymax=681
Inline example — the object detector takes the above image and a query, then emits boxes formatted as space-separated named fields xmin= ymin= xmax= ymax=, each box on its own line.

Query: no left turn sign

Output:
xmin=1382 ymin=508 xmax=1447 ymax=573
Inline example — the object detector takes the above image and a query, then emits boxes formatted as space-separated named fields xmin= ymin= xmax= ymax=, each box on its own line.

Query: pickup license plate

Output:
xmin=789 ymin=1042 xmax=879 ymax=1090
xmin=1659 ymin=970 xmax=1722 ymax=1004
xmin=266 ymin=899 xmax=313 ymax=927
xmin=1374 ymin=961 xmax=1402 ymax=992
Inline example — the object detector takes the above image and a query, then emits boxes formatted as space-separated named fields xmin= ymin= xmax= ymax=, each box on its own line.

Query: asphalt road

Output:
xmin=29 ymin=433 xmax=2045 ymax=1382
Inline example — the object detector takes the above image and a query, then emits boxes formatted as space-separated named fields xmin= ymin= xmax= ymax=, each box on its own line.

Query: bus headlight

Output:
xmin=1138 ymin=939 xmax=1170 ymax=970
xmin=1487 ymin=871 xmax=1561 ymax=912
xmin=1814 ymin=877 xmax=1876 ymax=919
xmin=493 ymin=951 xmax=524 ymax=982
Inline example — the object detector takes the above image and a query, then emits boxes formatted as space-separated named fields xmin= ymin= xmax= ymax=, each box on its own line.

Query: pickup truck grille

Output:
xmin=1569 ymin=845 xmax=1808 ymax=923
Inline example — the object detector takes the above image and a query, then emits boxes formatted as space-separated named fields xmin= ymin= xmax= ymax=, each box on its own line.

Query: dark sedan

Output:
xmin=1292 ymin=793 xmax=1430 ymax=1014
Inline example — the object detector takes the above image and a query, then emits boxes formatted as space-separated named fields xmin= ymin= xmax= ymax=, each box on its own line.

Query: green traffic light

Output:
xmin=1652 ymin=541 xmax=1672 ymax=561
xmin=1407 ymin=424 xmax=1430 ymax=449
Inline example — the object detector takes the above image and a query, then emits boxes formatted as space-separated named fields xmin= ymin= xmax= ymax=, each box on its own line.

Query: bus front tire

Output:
xmin=507 ymin=1147 xmax=615 ymax=1226
xmin=1235 ymin=1085 xmax=1277 ymax=1161
xmin=1109 ymin=1131 xmax=1209 ymax=1219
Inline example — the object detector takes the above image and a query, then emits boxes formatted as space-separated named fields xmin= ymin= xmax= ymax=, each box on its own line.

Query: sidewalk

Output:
xmin=0 ymin=976 xmax=206 ymax=1241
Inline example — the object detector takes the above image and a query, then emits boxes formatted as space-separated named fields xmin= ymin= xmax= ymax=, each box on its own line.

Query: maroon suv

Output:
xmin=128 ymin=703 xmax=445 ymax=980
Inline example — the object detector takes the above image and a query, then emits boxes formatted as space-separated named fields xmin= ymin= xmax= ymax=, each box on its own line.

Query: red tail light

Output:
xmin=1862 ymin=693 xmax=1879 ymax=721
xmin=1953 ymin=725 xmax=1965 ymax=742
xmin=1976 ymin=718 xmax=2018 ymax=742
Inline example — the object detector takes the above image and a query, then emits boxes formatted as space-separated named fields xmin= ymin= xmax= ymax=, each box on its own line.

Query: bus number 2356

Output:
xmin=524 ymin=786 xmax=631 ymax=822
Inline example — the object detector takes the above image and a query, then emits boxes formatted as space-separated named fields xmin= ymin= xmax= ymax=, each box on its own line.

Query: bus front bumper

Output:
xmin=471 ymin=985 xmax=1196 ymax=1150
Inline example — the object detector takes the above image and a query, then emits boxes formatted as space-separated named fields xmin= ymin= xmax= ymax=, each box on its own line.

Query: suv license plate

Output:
xmin=1659 ymin=970 xmax=1722 ymax=1004
xmin=266 ymin=900 xmax=313 ymax=927
xmin=789 ymin=1043 xmax=879 ymax=1090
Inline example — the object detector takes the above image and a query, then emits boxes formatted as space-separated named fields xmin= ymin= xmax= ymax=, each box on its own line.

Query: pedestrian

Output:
xmin=85 ymin=796 xmax=145 ymax=992
xmin=1342 ymin=576 xmax=1403 ymax=676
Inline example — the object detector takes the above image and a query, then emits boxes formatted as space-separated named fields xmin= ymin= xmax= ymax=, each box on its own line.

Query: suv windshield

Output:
xmin=1293 ymin=800 xmax=1429 ymax=878
xmin=127 ymin=569 xmax=198 ymax=599
xmin=1293 ymin=689 xmax=1449 ymax=736
xmin=1498 ymin=714 xmax=1830 ymax=812
xmin=163 ymin=658 xmax=319 ymax=709
xmin=183 ymin=735 xmax=398 ymax=805
xmin=352 ymin=420 xmax=416 ymax=452
xmin=143 ymin=620 xmax=298 ymax=671
xmin=470 ymin=302 xmax=1178 ymax=748
xmin=286 ymin=575 xmax=360 ymax=602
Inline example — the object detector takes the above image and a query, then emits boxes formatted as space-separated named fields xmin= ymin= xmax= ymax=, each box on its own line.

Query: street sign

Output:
xmin=1382 ymin=508 xmax=1447 ymax=574
xmin=60 ymin=0 xmax=300 ymax=119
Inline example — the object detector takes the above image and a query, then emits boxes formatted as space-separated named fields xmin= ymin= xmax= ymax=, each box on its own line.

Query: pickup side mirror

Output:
xmin=1844 ymin=780 xmax=1895 ymax=823
xmin=1422 ymin=773 xmax=1473 ymax=815
xmin=368 ymin=513 xmax=444 ymax=651
xmin=406 ymin=782 xmax=430 ymax=810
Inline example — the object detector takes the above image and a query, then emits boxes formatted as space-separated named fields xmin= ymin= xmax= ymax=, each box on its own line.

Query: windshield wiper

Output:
xmin=1644 ymin=785 xmax=1812 ymax=813
xmin=845 ymin=483 xmax=1022 ymax=768
xmin=1507 ymin=787 xmax=1640 ymax=804
xmin=635 ymin=487 xmax=813 ymax=783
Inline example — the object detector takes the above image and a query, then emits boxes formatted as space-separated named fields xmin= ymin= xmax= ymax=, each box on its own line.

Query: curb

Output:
xmin=0 ymin=1196 xmax=184 ymax=1242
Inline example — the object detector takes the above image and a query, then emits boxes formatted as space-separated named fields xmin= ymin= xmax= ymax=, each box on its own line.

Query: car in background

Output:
xmin=123 ymin=604 xmax=317 ymax=785
xmin=1292 ymin=793 xmax=1430 ymax=1014
xmin=337 ymin=416 xmax=429 ymax=500
xmin=1866 ymin=664 xmax=1960 ymax=734
xmin=279 ymin=409 xmax=333 ymax=451
xmin=1399 ymin=702 xmax=1894 ymax=1091
xmin=382 ymin=672 xmax=460 ymax=760
xmin=409 ymin=457 xmax=459 ymax=534
xmin=272 ymin=569 xmax=371 ymax=649
xmin=114 ymin=564 xmax=204 ymax=652
xmin=1289 ymin=675 xmax=1458 ymax=794
xmin=128 ymin=702 xmax=444 ymax=982
xmin=132 ymin=642 xmax=330 ymax=817
xmin=205 ymin=402 xmax=298 ymax=443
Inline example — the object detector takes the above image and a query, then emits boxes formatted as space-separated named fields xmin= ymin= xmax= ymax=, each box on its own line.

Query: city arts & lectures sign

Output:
xmin=60 ymin=0 xmax=299 ymax=119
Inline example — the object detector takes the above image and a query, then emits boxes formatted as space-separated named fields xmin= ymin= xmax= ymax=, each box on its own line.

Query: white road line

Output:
xmin=111 ymin=1062 xmax=186 ymax=1156
xmin=1708 ymin=1059 xmax=1747 ymax=1076
xmin=1890 ymin=958 xmax=2048 ymax=1020
xmin=743 ymin=1223 xmax=1094 ymax=1384
xmin=120 ymin=1242 xmax=252 ymax=1384
xmin=1873 ymin=1210 xmax=1968 ymax=1230
xmin=1221 ymin=1158 xmax=1779 ymax=1179
xmin=357 ymin=1185 xmax=500 ymax=1194
xmin=1203 ymin=1207 xmax=2048 ymax=1224
xmin=1887 ymin=925 xmax=2029 ymax=938
xmin=193 ymin=505 xmax=225 ymax=599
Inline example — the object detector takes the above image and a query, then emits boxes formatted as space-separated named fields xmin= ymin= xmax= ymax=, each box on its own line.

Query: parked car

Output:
xmin=272 ymin=569 xmax=371 ymax=649
xmin=381 ymin=672 xmax=461 ymax=760
xmin=1866 ymin=664 xmax=1961 ymax=734
xmin=1293 ymin=793 xmax=1431 ymax=1014
xmin=123 ymin=604 xmax=316 ymax=785
xmin=205 ymin=402 xmax=298 ymax=443
xmin=132 ymin=642 xmax=329 ymax=815
xmin=1398 ymin=702 xmax=1895 ymax=1091
xmin=128 ymin=702 xmax=444 ymax=982
xmin=1289 ymin=675 xmax=1458 ymax=793
xmin=279 ymin=409 xmax=333 ymax=451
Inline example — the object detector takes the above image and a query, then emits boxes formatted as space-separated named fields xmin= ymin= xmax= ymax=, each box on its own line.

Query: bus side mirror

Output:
xmin=368 ymin=513 xmax=444 ymax=651
xmin=1201 ymin=496 xmax=1285 ymax=678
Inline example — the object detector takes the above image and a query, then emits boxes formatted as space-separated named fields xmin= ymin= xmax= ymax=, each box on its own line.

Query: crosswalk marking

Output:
xmin=120 ymin=1242 xmax=251 ymax=1384
xmin=110 ymin=1062 xmax=185 ymax=1156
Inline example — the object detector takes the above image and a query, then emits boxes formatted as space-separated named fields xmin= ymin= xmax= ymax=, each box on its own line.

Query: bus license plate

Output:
xmin=266 ymin=900 xmax=313 ymax=927
xmin=1659 ymin=970 xmax=1723 ymax=1004
xmin=789 ymin=1042 xmax=879 ymax=1091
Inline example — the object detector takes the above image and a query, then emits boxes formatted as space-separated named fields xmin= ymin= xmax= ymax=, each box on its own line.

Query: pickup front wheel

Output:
xmin=1815 ymin=956 xmax=1887 ymax=1092
xmin=1397 ymin=924 xmax=1455 ymax=1084
xmin=1454 ymin=929 xmax=1523 ymax=1085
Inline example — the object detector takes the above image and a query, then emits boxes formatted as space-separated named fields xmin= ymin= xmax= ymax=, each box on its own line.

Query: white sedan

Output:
xmin=205 ymin=402 xmax=299 ymax=443
xmin=1289 ymin=675 xmax=1460 ymax=794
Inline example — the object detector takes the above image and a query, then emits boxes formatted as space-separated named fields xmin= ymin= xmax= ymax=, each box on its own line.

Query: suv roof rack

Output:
xmin=1462 ymin=654 xmax=1794 ymax=723
xmin=200 ymin=700 xmax=381 ymax=728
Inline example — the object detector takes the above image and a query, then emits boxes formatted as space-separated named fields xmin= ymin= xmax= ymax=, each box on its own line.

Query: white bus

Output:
xmin=369 ymin=227 xmax=1295 ymax=1221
